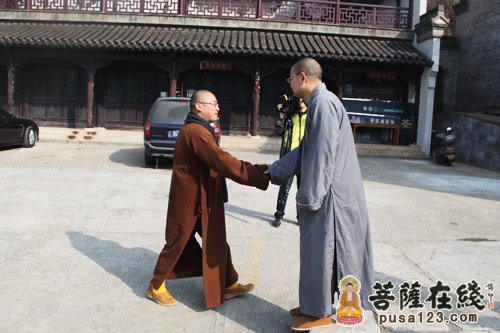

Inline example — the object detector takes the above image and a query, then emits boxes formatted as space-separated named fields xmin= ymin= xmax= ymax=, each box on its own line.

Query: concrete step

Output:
xmin=39 ymin=127 xmax=426 ymax=159
xmin=356 ymin=143 xmax=426 ymax=159
xmin=220 ymin=135 xmax=282 ymax=153
xmin=221 ymin=136 xmax=426 ymax=159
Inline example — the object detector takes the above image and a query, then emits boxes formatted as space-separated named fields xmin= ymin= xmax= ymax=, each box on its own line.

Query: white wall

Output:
xmin=412 ymin=2 xmax=443 ymax=155
xmin=412 ymin=0 xmax=428 ymax=29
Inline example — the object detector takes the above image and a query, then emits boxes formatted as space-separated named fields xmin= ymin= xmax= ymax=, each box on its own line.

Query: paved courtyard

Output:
xmin=0 ymin=142 xmax=499 ymax=332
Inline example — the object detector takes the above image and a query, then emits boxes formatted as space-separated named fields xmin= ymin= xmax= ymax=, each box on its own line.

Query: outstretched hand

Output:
xmin=254 ymin=164 xmax=271 ymax=182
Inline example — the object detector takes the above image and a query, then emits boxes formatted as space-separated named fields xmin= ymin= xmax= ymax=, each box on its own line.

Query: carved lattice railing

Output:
xmin=0 ymin=0 xmax=411 ymax=29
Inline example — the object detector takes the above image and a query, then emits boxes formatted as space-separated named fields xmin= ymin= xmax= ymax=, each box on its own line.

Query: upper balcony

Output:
xmin=0 ymin=0 xmax=413 ymax=30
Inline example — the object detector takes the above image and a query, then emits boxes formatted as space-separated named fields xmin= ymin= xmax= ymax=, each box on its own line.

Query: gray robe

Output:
xmin=269 ymin=83 xmax=374 ymax=318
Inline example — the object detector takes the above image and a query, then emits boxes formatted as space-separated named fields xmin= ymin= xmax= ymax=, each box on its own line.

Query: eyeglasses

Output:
xmin=286 ymin=72 xmax=301 ymax=84
xmin=198 ymin=101 xmax=219 ymax=108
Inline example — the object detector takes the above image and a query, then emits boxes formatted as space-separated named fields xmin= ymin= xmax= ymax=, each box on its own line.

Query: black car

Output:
xmin=143 ymin=97 xmax=220 ymax=166
xmin=0 ymin=108 xmax=39 ymax=148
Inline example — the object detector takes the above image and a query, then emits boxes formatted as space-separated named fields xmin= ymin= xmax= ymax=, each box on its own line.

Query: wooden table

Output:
xmin=351 ymin=123 xmax=400 ymax=145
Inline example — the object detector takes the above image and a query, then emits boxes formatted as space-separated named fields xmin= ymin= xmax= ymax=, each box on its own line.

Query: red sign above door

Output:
xmin=200 ymin=61 xmax=232 ymax=71
xmin=367 ymin=71 xmax=397 ymax=81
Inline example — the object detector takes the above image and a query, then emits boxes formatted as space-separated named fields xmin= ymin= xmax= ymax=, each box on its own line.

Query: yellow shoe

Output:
xmin=224 ymin=282 xmax=254 ymax=300
xmin=146 ymin=283 xmax=178 ymax=306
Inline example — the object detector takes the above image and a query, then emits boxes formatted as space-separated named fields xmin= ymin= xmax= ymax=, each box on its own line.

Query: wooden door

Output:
xmin=181 ymin=68 xmax=252 ymax=133
xmin=25 ymin=61 xmax=86 ymax=127
xmin=98 ymin=62 xmax=169 ymax=129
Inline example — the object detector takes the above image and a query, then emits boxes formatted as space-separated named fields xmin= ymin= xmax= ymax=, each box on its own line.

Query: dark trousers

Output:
xmin=274 ymin=173 xmax=301 ymax=219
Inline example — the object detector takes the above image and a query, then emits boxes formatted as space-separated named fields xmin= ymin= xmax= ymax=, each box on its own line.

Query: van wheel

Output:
xmin=23 ymin=127 xmax=37 ymax=148
xmin=145 ymin=152 xmax=155 ymax=166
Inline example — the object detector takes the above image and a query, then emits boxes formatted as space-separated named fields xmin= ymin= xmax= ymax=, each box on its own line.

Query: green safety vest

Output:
xmin=287 ymin=112 xmax=307 ymax=150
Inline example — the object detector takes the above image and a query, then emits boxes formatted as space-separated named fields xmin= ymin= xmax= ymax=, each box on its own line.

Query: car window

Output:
xmin=150 ymin=101 xmax=190 ymax=121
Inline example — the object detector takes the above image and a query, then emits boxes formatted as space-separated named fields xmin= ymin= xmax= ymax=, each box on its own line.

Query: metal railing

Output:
xmin=0 ymin=0 xmax=412 ymax=29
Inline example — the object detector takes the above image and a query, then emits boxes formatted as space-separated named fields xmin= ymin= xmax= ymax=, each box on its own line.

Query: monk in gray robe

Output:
xmin=268 ymin=58 xmax=374 ymax=331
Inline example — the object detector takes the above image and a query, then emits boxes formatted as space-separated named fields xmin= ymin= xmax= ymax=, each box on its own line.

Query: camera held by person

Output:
xmin=273 ymin=95 xmax=307 ymax=227
xmin=275 ymin=94 xmax=301 ymax=136
xmin=278 ymin=94 xmax=301 ymax=115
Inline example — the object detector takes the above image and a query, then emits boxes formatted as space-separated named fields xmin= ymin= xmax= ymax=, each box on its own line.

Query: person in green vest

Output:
xmin=274 ymin=97 xmax=307 ymax=227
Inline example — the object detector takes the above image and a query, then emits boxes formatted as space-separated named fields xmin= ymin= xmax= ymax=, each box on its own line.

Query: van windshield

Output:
xmin=150 ymin=101 xmax=191 ymax=121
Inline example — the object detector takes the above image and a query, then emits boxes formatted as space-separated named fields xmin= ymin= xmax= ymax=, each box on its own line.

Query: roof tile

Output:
xmin=0 ymin=21 xmax=431 ymax=65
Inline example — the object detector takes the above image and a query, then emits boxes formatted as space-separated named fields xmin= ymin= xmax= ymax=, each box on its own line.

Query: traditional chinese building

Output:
xmin=433 ymin=0 xmax=500 ymax=171
xmin=1 ymin=0 xmax=445 ymax=154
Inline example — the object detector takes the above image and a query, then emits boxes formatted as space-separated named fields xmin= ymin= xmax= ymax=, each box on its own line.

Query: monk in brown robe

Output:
xmin=146 ymin=90 xmax=269 ymax=308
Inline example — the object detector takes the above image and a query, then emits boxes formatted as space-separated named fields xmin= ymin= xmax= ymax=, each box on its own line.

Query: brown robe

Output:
xmin=151 ymin=122 xmax=269 ymax=308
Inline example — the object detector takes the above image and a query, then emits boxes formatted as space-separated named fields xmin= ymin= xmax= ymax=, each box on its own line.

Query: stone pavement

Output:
xmin=1 ymin=130 xmax=499 ymax=333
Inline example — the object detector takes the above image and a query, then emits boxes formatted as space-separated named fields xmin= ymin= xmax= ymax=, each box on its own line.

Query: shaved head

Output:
xmin=190 ymin=89 xmax=219 ymax=122
xmin=190 ymin=90 xmax=213 ymax=109
xmin=292 ymin=58 xmax=323 ymax=80
xmin=289 ymin=58 xmax=323 ymax=100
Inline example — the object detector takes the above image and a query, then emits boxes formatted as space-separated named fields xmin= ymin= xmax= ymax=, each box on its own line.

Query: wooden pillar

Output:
xmin=72 ymin=57 xmax=112 ymax=128
xmin=4 ymin=53 xmax=31 ymax=118
xmin=408 ymin=0 xmax=413 ymax=29
xmin=179 ymin=0 xmax=185 ymax=15
xmin=86 ymin=61 xmax=95 ymax=128
xmin=169 ymin=60 xmax=177 ymax=97
xmin=169 ymin=75 xmax=177 ymax=97
xmin=337 ymin=65 xmax=344 ymax=100
xmin=7 ymin=64 xmax=15 ymax=114
xmin=250 ymin=70 xmax=260 ymax=136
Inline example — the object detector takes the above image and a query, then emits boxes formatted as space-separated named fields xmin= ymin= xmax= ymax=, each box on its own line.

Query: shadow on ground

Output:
xmin=359 ymin=157 xmax=500 ymax=201
xmin=66 ymin=231 xmax=291 ymax=332
xmin=66 ymin=231 xmax=155 ymax=299
xmin=0 ymin=145 xmax=23 ymax=152
xmin=224 ymin=203 xmax=299 ymax=228
xmin=108 ymin=147 xmax=173 ymax=169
